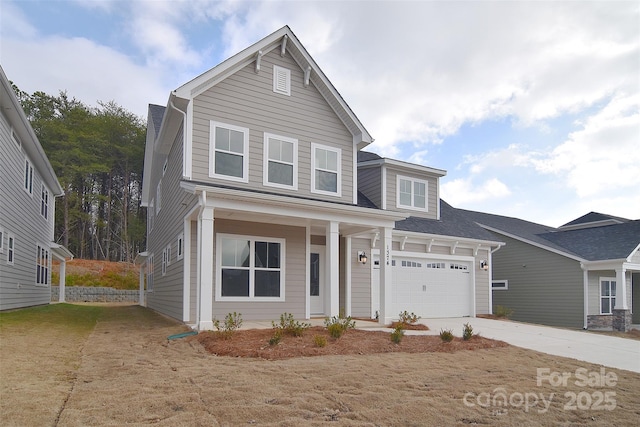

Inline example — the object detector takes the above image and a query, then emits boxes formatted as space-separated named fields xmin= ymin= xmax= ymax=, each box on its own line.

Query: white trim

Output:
xmin=7 ymin=232 xmax=15 ymax=265
xmin=0 ymin=227 xmax=4 ymax=253
xmin=24 ymin=157 xmax=34 ymax=196
xmin=599 ymin=276 xmax=616 ymax=315
xmin=263 ymin=132 xmax=298 ymax=190
xmin=209 ymin=121 xmax=249 ymax=183
xmin=166 ymin=243 xmax=172 ymax=266
xmin=345 ymin=236 xmax=352 ymax=317
xmin=352 ymin=145 xmax=358 ymax=205
xmin=311 ymin=143 xmax=342 ymax=197
xmin=40 ymin=184 xmax=50 ymax=220
xmin=396 ymin=175 xmax=428 ymax=212
xmin=215 ymin=233 xmax=286 ymax=302
xmin=272 ymin=65 xmax=291 ymax=96
xmin=177 ymin=233 xmax=184 ymax=261
xmin=305 ymin=225 xmax=311 ymax=319
xmin=161 ymin=247 xmax=167 ymax=276
xmin=35 ymin=243 xmax=50 ymax=286
xmin=147 ymin=253 xmax=154 ymax=292
xmin=492 ymin=279 xmax=509 ymax=290
xmin=381 ymin=165 xmax=387 ymax=210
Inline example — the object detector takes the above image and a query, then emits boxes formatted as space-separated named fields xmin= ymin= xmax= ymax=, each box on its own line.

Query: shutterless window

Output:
xmin=492 ymin=280 xmax=508 ymax=290
xmin=397 ymin=176 xmax=428 ymax=211
xmin=24 ymin=158 xmax=33 ymax=195
xmin=177 ymin=234 xmax=184 ymax=261
xmin=217 ymin=235 xmax=284 ymax=300
xmin=7 ymin=233 xmax=15 ymax=265
xmin=0 ymin=227 xmax=4 ymax=253
xmin=41 ymin=185 xmax=49 ymax=219
xmin=36 ymin=244 xmax=49 ymax=285
xmin=210 ymin=121 xmax=249 ymax=182
xmin=600 ymin=278 xmax=616 ymax=314
xmin=311 ymin=143 xmax=341 ymax=196
xmin=264 ymin=133 xmax=297 ymax=189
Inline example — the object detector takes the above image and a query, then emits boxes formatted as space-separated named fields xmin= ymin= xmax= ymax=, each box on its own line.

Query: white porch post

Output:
xmin=305 ymin=224 xmax=311 ymax=319
xmin=198 ymin=206 xmax=215 ymax=330
xmin=326 ymin=221 xmax=340 ymax=317
xmin=615 ymin=267 xmax=629 ymax=310
xmin=344 ymin=236 xmax=352 ymax=317
xmin=138 ymin=263 xmax=145 ymax=307
xmin=59 ymin=260 xmax=66 ymax=303
xmin=379 ymin=226 xmax=393 ymax=325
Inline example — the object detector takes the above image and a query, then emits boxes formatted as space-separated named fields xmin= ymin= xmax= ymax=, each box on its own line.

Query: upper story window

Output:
xmin=7 ymin=233 xmax=15 ymax=265
xmin=210 ymin=121 xmax=249 ymax=183
xmin=41 ymin=185 xmax=49 ymax=219
xmin=36 ymin=244 xmax=49 ymax=285
xmin=311 ymin=143 xmax=341 ymax=197
xmin=263 ymin=133 xmax=298 ymax=189
xmin=24 ymin=158 xmax=33 ymax=195
xmin=397 ymin=176 xmax=428 ymax=211
xmin=600 ymin=278 xmax=616 ymax=314
xmin=177 ymin=233 xmax=184 ymax=261
xmin=0 ymin=227 xmax=4 ymax=253
xmin=273 ymin=65 xmax=291 ymax=96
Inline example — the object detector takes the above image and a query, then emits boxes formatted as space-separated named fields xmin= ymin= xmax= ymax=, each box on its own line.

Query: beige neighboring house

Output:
xmin=140 ymin=27 xmax=502 ymax=330
xmin=0 ymin=65 xmax=73 ymax=310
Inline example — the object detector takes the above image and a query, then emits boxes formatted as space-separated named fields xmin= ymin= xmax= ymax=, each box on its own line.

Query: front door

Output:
xmin=310 ymin=245 xmax=325 ymax=315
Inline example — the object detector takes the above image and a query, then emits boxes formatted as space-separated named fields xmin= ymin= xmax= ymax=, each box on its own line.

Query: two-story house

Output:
xmin=141 ymin=27 xmax=502 ymax=330
xmin=0 ymin=65 xmax=72 ymax=310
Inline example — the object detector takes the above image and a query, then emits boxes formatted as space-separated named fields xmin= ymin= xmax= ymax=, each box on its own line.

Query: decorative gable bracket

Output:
xmin=255 ymin=50 xmax=263 ymax=73
xmin=400 ymin=236 xmax=408 ymax=251
xmin=450 ymin=241 xmax=459 ymax=255
xmin=280 ymin=35 xmax=288 ymax=57
xmin=304 ymin=66 xmax=311 ymax=87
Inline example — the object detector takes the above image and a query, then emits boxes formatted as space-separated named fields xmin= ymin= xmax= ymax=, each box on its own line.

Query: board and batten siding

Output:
xmin=0 ymin=110 xmax=55 ymax=310
xmin=190 ymin=48 xmax=354 ymax=204
xmin=491 ymin=233 xmax=584 ymax=328
xmin=384 ymin=167 xmax=438 ymax=219
xmin=211 ymin=219 xmax=306 ymax=320
xmin=146 ymin=124 xmax=199 ymax=321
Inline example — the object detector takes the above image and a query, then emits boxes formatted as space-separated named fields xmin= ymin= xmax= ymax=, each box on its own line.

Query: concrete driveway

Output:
xmin=402 ymin=317 xmax=640 ymax=373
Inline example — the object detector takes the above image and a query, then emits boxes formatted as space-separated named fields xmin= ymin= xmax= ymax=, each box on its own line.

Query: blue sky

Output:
xmin=2 ymin=0 xmax=638 ymax=227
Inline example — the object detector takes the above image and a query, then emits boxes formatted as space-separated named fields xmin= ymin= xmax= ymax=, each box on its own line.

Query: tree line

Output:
xmin=13 ymin=85 xmax=147 ymax=262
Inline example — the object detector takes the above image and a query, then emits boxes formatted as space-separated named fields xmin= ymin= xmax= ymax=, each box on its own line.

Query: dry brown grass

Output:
xmin=1 ymin=304 xmax=639 ymax=426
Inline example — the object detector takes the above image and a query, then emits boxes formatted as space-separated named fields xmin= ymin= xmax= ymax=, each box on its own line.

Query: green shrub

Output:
xmin=390 ymin=324 xmax=405 ymax=344
xmin=213 ymin=312 xmax=243 ymax=339
xmin=439 ymin=328 xmax=454 ymax=342
xmin=398 ymin=310 xmax=421 ymax=325
xmin=495 ymin=305 xmax=514 ymax=318
xmin=272 ymin=313 xmax=311 ymax=337
xmin=324 ymin=314 xmax=356 ymax=339
xmin=313 ymin=335 xmax=327 ymax=348
xmin=269 ymin=329 xmax=282 ymax=346
xmin=462 ymin=323 xmax=474 ymax=341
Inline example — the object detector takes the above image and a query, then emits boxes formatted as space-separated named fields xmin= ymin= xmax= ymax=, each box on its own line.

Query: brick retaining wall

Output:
xmin=51 ymin=286 xmax=139 ymax=303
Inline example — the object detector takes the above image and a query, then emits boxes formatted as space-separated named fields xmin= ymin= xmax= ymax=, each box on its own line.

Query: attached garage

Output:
xmin=372 ymin=254 xmax=475 ymax=319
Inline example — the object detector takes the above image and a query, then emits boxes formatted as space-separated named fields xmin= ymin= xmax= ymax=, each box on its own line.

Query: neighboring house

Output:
xmin=0 ymin=65 xmax=73 ymax=311
xmin=461 ymin=209 xmax=640 ymax=331
xmin=140 ymin=26 xmax=502 ymax=330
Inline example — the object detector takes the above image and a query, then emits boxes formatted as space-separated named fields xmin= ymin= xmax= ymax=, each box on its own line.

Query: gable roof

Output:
xmin=460 ymin=208 xmax=640 ymax=262
xmin=148 ymin=104 xmax=166 ymax=136
xmin=559 ymin=212 xmax=630 ymax=230
xmin=357 ymin=150 xmax=447 ymax=177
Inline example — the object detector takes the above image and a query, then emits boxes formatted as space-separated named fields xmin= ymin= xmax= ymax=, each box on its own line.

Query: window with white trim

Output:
xmin=492 ymin=280 xmax=509 ymax=290
xmin=426 ymin=262 xmax=445 ymax=269
xmin=7 ymin=233 xmax=15 ymax=265
xmin=36 ymin=244 xmax=49 ymax=285
xmin=311 ymin=143 xmax=341 ymax=196
xmin=216 ymin=234 xmax=285 ymax=301
xmin=162 ymin=247 xmax=167 ymax=276
xmin=177 ymin=234 xmax=184 ymax=261
xmin=0 ymin=227 xmax=4 ymax=253
xmin=273 ymin=65 xmax=291 ymax=96
xmin=210 ymin=121 xmax=249 ymax=182
xmin=147 ymin=254 xmax=154 ymax=291
xmin=41 ymin=185 xmax=49 ymax=219
xmin=600 ymin=278 xmax=616 ymax=314
xmin=166 ymin=243 xmax=172 ymax=266
xmin=24 ymin=158 xmax=33 ymax=195
xmin=263 ymin=133 xmax=297 ymax=189
xmin=397 ymin=176 xmax=428 ymax=211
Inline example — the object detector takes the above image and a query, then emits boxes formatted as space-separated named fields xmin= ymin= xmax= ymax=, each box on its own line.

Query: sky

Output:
xmin=1 ymin=0 xmax=638 ymax=227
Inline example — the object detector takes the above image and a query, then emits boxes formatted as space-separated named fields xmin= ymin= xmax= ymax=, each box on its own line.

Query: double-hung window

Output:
xmin=311 ymin=143 xmax=341 ymax=196
xmin=600 ymin=278 xmax=616 ymax=314
xmin=264 ymin=133 xmax=297 ymax=189
xmin=41 ymin=185 xmax=49 ymax=219
xmin=210 ymin=121 xmax=249 ymax=182
xmin=36 ymin=244 xmax=49 ymax=285
xmin=24 ymin=158 xmax=33 ymax=195
xmin=397 ymin=176 xmax=428 ymax=211
xmin=7 ymin=233 xmax=15 ymax=265
xmin=216 ymin=234 xmax=285 ymax=301
xmin=177 ymin=234 xmax=184 ymax=261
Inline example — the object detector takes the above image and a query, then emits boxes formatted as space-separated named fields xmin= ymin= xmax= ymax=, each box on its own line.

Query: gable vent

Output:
xmin=273 ymin=65 xmax=291 ymax=96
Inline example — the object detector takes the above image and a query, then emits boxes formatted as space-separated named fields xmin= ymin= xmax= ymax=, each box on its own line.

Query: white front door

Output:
xmin=310 ymin=245 xmax=325 ymax=315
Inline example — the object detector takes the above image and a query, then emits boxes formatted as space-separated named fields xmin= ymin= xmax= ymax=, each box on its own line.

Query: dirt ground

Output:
xmin=1 ymin=304 xmax=640 ymax=426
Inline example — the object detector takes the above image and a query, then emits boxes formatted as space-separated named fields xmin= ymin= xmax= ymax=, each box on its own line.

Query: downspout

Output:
xmin=488 ymin=244 xmax=504 ymax=315
xmin=195 ymin=190 xmax=206 ymax=329
xmin=169 ymin=98 xmax=189 ymax=178
xmin=581 ymin=263 xmax=589 ymax=329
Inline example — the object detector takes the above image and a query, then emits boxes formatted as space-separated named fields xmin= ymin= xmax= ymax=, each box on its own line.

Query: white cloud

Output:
xmin=441 ymin=177 xmax=511 ymax=206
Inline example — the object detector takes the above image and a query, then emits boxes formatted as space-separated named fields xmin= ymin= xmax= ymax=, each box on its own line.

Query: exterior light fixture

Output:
xmin=480 ymin=260 xmax=489 ymax=271
xmin=358 ymin=251 xmax=368 ymax=264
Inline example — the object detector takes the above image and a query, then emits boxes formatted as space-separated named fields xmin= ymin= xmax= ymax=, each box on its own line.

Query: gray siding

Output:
xmin=492 ymin=234 xmax=584 ymax=328
xmin=385 ymin=167 xmax=438 ymax=219
xmin=475 ymin=249 xmax=491 ymax=315
xmin=212 ymin=219 xmax=306 ymax=321
xmin=358 ymin=167 xmax=382 ymax=208
xmin=351 ymin=238 xmax=372 ymax=318
xmin=146 ymin=124 xmax=198 ymax=321
xmin=0 ymin=110 xmax=54 ymax=310
xmin=191 ymin=49 xmax=355 ymax=204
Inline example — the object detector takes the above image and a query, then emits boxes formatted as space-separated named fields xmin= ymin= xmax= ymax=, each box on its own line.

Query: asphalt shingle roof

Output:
xmin=148 ymin=104 xmax=166 ymax=136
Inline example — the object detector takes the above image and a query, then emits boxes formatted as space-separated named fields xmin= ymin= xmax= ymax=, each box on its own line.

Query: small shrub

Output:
xmin=272 ymin=313 xmax=311 ymax=337
xmin=324 ymin=314 xmax=356 ymax=339
xmin=495 ymin=305 xmax=514 ymax=319
xmin=439 ymin=328 xmax=454 ymax=342
xmin=390 ymin=324 xmax=404 ymax=344
xmin=398 ymin=310 xmax=421 ymax=325
xmin=462 ymin=323 xmax=474 ymax=341
xmin=313 ymin=335 xmax=327 ymax=348
xmin=269 ymin=329 xmax=282 ymax=346
xmin=213 ymin=312 xmax=243 ymax=339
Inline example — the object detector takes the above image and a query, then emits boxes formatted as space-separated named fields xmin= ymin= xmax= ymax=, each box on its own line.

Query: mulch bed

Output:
xmin=192 ymin=326 xmax=508 ymax=360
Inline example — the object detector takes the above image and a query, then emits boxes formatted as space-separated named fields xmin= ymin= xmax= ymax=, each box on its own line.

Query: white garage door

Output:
xmin=372 ymin=256 xmax=473 ymax=318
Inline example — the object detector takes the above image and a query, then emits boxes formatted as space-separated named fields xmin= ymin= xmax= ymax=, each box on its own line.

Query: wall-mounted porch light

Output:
xmin=358 ymin=251 xmax=368 ymax=265
xmin=480 ymin=260 xmax=489 ymax=271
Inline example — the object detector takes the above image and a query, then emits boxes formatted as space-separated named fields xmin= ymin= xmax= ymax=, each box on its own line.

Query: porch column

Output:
xmin=198 ymin=206 xmax=215 ymax=330
xmin=344 ymin=236 xmax=352 ymax=317
xmin=326 ymin=221 xmax=340 ymax=317
xmin=59 ymin=260 xmax=66 ymax=303
xmin=615 ymin=267 xmax=628 ymax=309
xmin=378 ymin=226 xmax=393 ymax=325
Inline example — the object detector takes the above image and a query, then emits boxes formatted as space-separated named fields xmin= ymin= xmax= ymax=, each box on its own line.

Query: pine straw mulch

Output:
xmin=193 ymin=326 xmax=508 ymax=360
